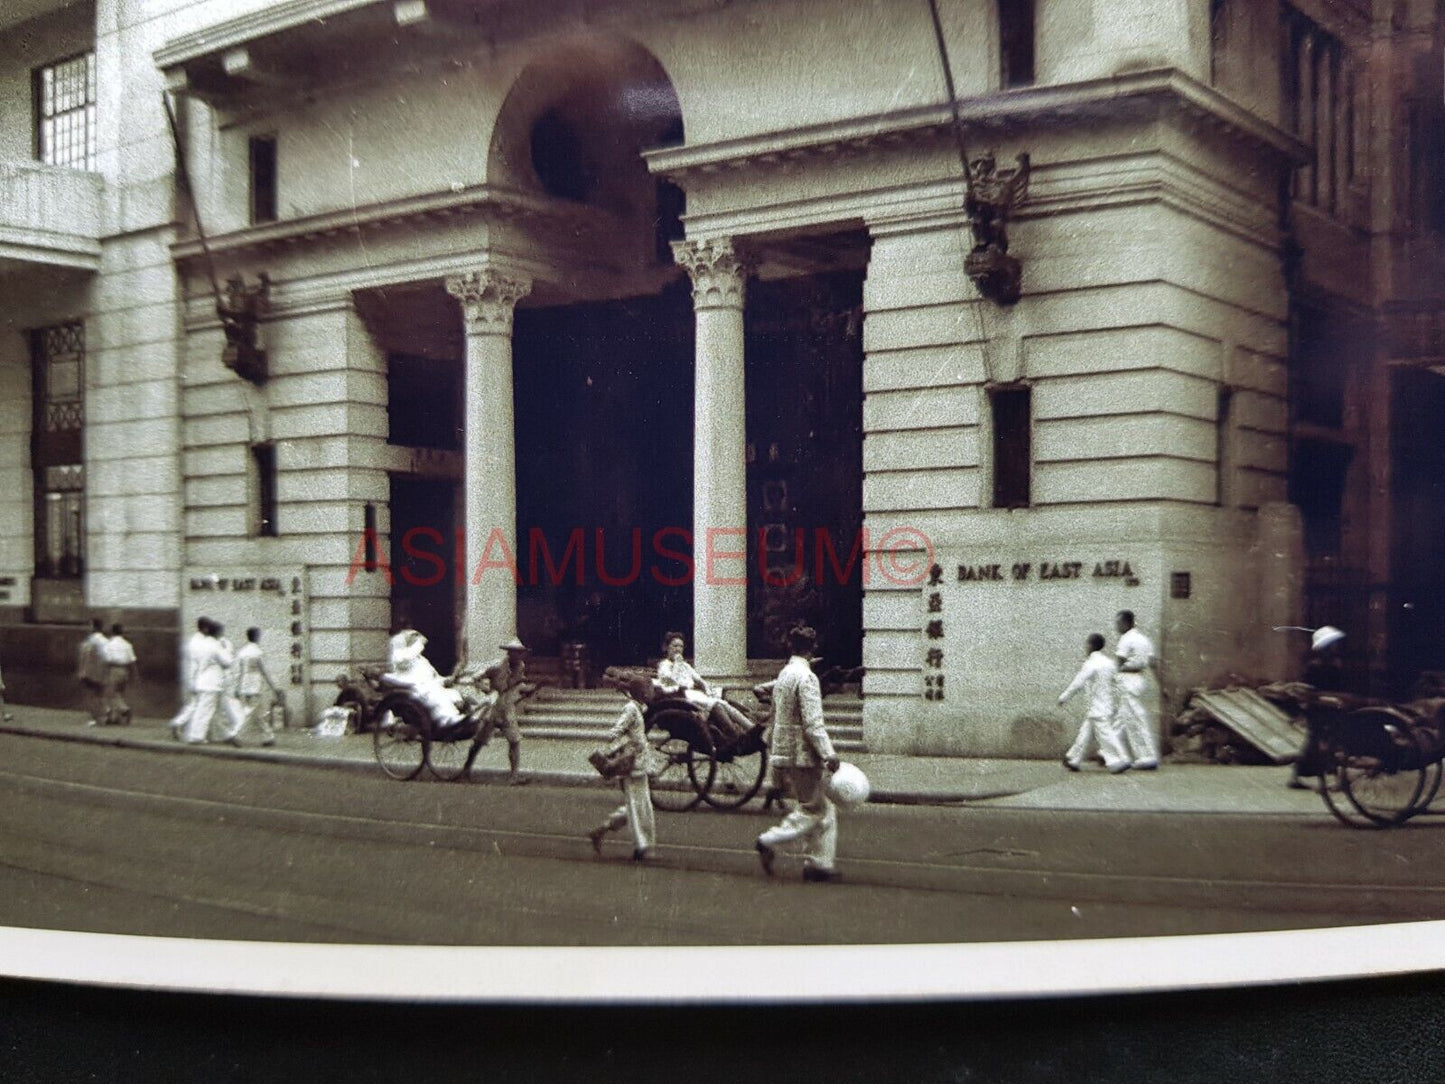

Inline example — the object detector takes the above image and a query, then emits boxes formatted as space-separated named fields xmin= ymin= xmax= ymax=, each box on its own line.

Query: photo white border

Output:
xmin=3 ymin=921 xmax=1443 ymax=1001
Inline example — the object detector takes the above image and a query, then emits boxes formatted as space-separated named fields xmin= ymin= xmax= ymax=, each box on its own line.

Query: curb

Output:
xmin=0 ymin=722 xmax=1033 ymax=806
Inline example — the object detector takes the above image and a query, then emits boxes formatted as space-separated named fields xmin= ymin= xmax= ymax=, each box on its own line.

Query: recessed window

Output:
xmin=990 ymin=384 xmax=1032 ymax=509
xmin=1216 ymin=385 xmax=1235 ymax=507
xmin=252 ymin=442 xmax=279 ymax=537
xmin=249 ymin=135 xmax=278 ymax=224
xmin=1210 ymin=0 xmax=1227 ymax=84
xmin=998 ymin=0 xmax=1035 ymax=89
xmin=33 ymin=52 xmax=96 ymax=170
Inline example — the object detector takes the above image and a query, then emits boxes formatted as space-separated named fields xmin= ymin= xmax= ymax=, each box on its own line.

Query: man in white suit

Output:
xmin=1115 ymin=610 xmax=1161 ymax=770
xmin=1059 ymin=632 xmax=1128 ymax=773
xmin=756 ymin=626 xmax=843 ymax=883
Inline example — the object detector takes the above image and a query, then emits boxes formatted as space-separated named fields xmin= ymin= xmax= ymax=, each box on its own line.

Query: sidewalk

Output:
xmin=0 ymin=707 xmax=1324 ymax=815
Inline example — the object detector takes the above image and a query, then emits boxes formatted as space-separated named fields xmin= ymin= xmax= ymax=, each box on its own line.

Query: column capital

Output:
xmin=671 ymin=237 xmax=751 ymax=309
xmin=445 ymin=269 xmax=532 ymax=335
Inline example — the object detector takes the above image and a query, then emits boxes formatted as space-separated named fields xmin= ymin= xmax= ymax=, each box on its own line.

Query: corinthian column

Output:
xmin=672 ymin=237 xmax=750 ymax=681
xmin=445 ymin=269 xmax=531 ymax=663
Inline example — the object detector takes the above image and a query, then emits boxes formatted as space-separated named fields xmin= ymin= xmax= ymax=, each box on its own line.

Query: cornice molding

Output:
xmin=646 ymin=69 xmax=1309 ymax=182
xmin=154 ymin=0 xmax=384 ymax=71
xmin=169 ymin=184 xmax=616 ymax=264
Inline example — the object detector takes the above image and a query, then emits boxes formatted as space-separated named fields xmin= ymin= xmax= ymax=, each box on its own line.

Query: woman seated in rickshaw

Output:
xmin=655 ymin=631 xmax=756 ymax=744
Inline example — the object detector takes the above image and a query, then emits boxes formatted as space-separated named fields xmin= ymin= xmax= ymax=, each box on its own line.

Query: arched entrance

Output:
xmin=492 ymin=38 xmax=865 ymax=672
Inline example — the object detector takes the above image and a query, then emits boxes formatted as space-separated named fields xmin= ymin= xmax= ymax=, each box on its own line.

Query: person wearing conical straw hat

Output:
xmin=1286 ymin=625 xmax=1350 ymax=790
xmin=468 ymin=638 xmax=535 ymax=785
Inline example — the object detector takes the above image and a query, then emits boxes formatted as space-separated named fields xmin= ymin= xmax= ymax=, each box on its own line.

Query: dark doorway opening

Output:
xmin=512 ymin=281 xmax=695 ymax=666
xmin=1390 ymin=366 xmax=1445 ymax=693
xmin=745 ymin=269 xmax=865 ymax=668
xmin=389 ymin=476 xmax=458 ymax=673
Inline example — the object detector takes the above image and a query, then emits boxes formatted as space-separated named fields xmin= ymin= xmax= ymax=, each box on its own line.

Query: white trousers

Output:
xmin=181 ymin=692 xmax=220 ymax=743
xmin=602 ymin=775 xmax=655 ymax=853
xmin=1065 ymin=712 xmax=1131 ymax=770
xmin=1116 ymin=674 xmax=1159 ymax=763
xmin=759 ymin=766 xmax=837 ymax=871
xmin=230 ymin=693 xmax=276 ymax=743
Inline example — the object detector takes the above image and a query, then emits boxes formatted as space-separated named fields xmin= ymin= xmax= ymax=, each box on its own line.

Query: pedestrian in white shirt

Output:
xmin=222 ymin=627 xmax=280 ymax=747
xmin=102 ymin=623 xmax=138 ymax=726
xmin=182 ymin=622 xmax=235 ymax=744
xmin=756 ymin=626 xmax=843 ymax=883
xmin=1059 ymin=633 xmax=1129 ymax=773
xmin=77 ymin=619 xmax=109 ymax=726
xmin=588 ymin=678 xmax=660 ymax=862
xmin=171 ymin=617 xmax=212 ymax=739
xmin=1114 ymin=610 xmax=1161 ymax=770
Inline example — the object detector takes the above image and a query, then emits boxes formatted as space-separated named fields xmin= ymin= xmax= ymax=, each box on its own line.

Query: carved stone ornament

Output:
xmin=445 ymin=270 xmax=533 ymax=336
xmin=671 ymin=237 xmax=751 ymax=309
xmin=217 ymin=271 xmax=271 ymax=384
xmin=963 ymin=151 xmax=1031 ymax=306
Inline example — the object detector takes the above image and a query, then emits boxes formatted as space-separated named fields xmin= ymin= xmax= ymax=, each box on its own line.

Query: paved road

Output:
xmin=1 ymin=734 xmax=1442 ymax=945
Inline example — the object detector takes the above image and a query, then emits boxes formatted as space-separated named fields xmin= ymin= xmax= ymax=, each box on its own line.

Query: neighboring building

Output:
xmin=0 ymin=0 xmax=1439 ymax=753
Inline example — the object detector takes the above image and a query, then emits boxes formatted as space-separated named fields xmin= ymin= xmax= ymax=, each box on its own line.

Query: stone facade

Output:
xmin=0 ymin=0 xmax=1439 ymax=751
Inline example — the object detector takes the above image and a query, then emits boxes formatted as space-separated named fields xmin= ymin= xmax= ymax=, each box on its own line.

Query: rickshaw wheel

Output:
xmin=703 ymin=739 xmax=768 ymax=810
xmin=647 ymin=706 xmax=714 ymax=812
xmin=426 ymin=728 xmax=471 ymax=781
xmin=1339 ymin=707 xmax=1429 ymax=827
xmin=373 ymin=700 xmax=427 ymax=781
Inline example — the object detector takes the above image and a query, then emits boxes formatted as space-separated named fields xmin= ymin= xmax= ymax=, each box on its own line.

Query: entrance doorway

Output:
xmin=389 ymin=476 xmax=458 ymax=672
xmin=1391 ymin=366 xmax=1445 ymax=692
xmin=513 ymin=282 xmax=695 ymax=666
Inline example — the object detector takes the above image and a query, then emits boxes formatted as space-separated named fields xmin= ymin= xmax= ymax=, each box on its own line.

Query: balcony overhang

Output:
xmin=154 ymin=0 xmax=505 ymax=104
xmin=0 ymin=165 xmax=104 ymax=275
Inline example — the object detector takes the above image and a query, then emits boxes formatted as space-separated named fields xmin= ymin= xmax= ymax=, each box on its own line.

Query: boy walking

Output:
xmin=1059 ymin=633 xmax=1128 ymax=773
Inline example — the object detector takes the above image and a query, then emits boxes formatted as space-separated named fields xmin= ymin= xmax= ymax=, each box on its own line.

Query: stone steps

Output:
xmin=518 ymin=687 xmax=866 ymax=751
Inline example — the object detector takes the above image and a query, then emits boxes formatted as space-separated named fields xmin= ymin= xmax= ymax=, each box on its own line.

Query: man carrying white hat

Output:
xmin=756 ymin=625 xmax=843 ymax=883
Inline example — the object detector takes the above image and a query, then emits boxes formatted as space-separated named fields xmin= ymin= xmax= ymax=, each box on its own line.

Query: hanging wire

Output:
xmin=924 ymin=0 xmax=996 ymax=388
xmin=161 ymin=91 xmax=224 ymax=307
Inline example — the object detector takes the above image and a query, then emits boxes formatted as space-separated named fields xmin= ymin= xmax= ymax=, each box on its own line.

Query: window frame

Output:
xmin=32 ymin=50 xmax=97 ymax=171
xmin=988 ymin=382 xmax=1033 ymax=510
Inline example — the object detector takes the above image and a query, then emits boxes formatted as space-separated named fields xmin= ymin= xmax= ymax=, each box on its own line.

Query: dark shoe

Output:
xmin=756 ymin=840 xmax=776 ymax=877
xmin=802 ymin=867 xmax=841 ymax=884
xmin=589 ymin=827 xmax=607 ymax=856
xmin=1062 ymin=757 xmax=1080 ymax=772
xmin=631 ymin=848 xmax=649 ymax=863
xmin=1132 ymin=760 xmax=1159 ymax=771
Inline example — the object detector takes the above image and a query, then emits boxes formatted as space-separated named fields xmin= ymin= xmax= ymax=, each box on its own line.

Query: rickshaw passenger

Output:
xmin=386 ymin=629 xmax=464 ymax=727
xmin=656 ymin=631 xmax=754 ymax=742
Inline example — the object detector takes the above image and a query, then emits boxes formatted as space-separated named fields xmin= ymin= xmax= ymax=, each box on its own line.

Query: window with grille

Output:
xmin=30 ymin=323 xmax=86 ymax=580
xmin=1282 ymin=7 xmax=1355 ymax=215
xmin=33 ymin=52 xmax=96 ymax=170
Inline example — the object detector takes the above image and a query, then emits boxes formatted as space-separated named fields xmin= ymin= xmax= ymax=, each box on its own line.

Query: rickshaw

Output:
xmin=643 ymin=691 xmax=771 ymax=812
xmin=370 ymin=671 xmax=492 ymax=782
xmin=1308 ymin=695 xmax=1445 ymax=828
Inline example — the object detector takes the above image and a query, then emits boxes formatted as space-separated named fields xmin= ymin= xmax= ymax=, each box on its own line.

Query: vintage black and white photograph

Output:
xmin=0 ymin=0 xmax=1442 ymax=991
